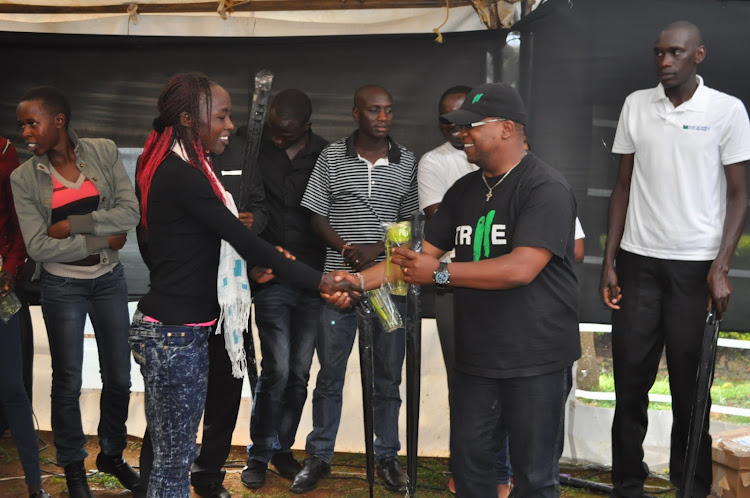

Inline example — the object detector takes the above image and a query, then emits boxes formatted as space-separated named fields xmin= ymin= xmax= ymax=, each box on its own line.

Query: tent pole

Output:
xmin=357 ymin=298 xmax=376 ymax=498
xmin=405 ymin=211 xmax=425 ymax=496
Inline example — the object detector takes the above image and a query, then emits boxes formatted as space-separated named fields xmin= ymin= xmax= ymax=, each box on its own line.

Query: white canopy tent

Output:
xmin=3 ymin=0 xmax=746 ymax=476
xmin=0 ymin=1 xmax=531 ymax=37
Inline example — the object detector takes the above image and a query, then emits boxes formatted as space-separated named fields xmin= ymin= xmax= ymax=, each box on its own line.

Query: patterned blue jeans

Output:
xmin=129 ymin=311 xmax=210 ymax=498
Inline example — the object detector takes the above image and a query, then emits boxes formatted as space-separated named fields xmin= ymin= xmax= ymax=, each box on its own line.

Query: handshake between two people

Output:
xmin=318 ymin=244 xmax=439 ymax=307
xmin=247 ymin=243 xmax=441 ymax=309
xmin=314 ymin=245 xmax=442 ymax=307
xmin=249 ymin=246 xmax=363 ymax=309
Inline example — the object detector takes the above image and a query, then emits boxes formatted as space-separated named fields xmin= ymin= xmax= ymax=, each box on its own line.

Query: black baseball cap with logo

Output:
xmin=440 ymin=82 xmax=527 ymax=126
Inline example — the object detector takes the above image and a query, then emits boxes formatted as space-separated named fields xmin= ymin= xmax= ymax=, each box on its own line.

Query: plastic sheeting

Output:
xmin=28 ymin=306 xmax=743 ymax=464
xmin=0 ymin=5 xmax=486 ymax=37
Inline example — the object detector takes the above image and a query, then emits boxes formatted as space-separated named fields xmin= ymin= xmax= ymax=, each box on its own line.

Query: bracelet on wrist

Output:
xmin=356 ymin=272 xmax=366 ymax=291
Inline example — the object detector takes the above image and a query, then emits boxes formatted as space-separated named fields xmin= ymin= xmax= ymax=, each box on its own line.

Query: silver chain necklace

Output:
xmin=481 ymin=158 xmax=522 ymax=202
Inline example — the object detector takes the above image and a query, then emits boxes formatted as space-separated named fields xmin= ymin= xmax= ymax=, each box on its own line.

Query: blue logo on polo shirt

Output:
xmin=683 ymin=124 xmax=710 ymax=132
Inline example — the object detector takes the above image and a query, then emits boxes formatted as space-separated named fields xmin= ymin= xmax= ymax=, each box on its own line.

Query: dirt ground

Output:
xmin=0 ymin=431 xmax=678 ymax=497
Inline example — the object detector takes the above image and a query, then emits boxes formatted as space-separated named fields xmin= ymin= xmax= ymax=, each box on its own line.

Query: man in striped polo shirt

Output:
xmin=293 ymin=85 xmax=419 ymax=494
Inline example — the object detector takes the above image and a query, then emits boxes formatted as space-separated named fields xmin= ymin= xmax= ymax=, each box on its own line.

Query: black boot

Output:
xmin=96 ymin=452 xmax=141 ymax=490
xmin=377 ymin=456 xmax=408 ymax=492
xmin=64 ymin=461 xmax=94 ymax=498
xmin=290 ymin=457 xmax=330 ymax=494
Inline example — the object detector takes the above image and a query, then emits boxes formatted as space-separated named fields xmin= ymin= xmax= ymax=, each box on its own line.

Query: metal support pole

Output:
xmin=238 ymin=69 xmax=273 ymax=394
xmin=405 ymin=211 xmax=425 ymax=496
xmin=682 ymin=307 xmax=720 ymax=497
xmin=357 ymin=297 xmax=376 ymax=498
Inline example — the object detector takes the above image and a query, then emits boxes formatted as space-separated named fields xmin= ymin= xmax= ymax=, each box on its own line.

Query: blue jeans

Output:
xmin=40 ymin=264 xmax=131 ymax=466
xmin=451 ymin=368 xmax=572 ymax=498
xmin=305 ymin=297 xmax=406 ymax=463
xmin=0 ymin=312 xmax=41 ymax=486
xmin=248 ymin=283 xmax=321 ymax=462
xmin=129 ymin=311 xmax=210 ymax=498
xmin=494 ymin=426 xmax=512 ymax=485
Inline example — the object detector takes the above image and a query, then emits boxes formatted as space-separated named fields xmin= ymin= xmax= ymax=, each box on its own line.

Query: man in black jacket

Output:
xmin=238 ymin=89 xmax=329 ymax=491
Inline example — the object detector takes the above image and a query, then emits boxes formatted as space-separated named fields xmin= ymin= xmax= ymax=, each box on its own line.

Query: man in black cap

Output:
xmin=359 ymin=82 xmax=580 ymax=497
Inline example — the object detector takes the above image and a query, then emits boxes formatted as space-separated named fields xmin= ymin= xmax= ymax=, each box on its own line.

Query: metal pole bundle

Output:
xmin=682 ymin=306 xmax=720 ymax=497
xmin=405 ymin=211 xmax=425 ymax=496
xmin=357 ymin=296 xmax=376 ymax=498
xmin=238 ymin=68 xmax=273 ymax=211
xmin=238 ymin=69 xmax=273 ymax=394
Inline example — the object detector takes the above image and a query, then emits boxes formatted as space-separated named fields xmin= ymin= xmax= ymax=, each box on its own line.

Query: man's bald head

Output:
xmin=354 ymin=85 xmax=392 ymax=108
xmin=658 ymin=21 xmax=704 ymax=49
xmin=352 ymin=85 xmax=393 ymax=140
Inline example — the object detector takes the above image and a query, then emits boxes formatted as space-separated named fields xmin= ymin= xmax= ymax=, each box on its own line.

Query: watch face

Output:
xmin=435 ymin=270 xmax=450 ymax=285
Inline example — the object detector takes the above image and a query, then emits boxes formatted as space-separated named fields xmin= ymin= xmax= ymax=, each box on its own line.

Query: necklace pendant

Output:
xmin=485 ymin=191 xmax=492 ymax=202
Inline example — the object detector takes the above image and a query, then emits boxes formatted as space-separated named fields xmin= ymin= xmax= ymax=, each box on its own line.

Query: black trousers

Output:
xmin=190 ymin=324 xmax=253 ymax=488
xmin=138 ymin=318 xmax=254 ymax=491
xmin=610 ymin=251 xmax=713 ymax=498
xmin=0 ymin=302 xmax=33 ymax=432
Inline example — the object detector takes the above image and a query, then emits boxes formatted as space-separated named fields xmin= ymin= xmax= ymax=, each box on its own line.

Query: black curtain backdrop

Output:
xmin=0 ymin=29 xmax=498 ymax=311
xmin=3 ymin=0 xmax=750 ymax=330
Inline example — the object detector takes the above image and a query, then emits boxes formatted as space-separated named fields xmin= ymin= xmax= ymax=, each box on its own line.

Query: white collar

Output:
xmin=652 ymin=75 xmax=707 ymax=111
xmin=171 ymin=141 xmax=190 ymax=162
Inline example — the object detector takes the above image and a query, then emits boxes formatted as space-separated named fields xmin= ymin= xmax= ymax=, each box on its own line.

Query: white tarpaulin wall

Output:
xmin=6 ymin=0 xmax=747 ymax=472
xmin=0 ymin=5 xmax=487 ymax=37
xmin=27 ymin=304 xmax=744 ymax=466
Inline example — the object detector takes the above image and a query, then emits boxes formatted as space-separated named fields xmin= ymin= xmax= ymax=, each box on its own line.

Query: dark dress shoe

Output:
xmin=64 ymin=461 xmax=94 ymax=498
xmin=241 ymin=458 xmax=268 ymax=489
xmin=29 ymin=490 xmax=51 ymax=498
xmin=193 ymin=482 xmax=231 ymax=498
xmin=377 ymin=456 xmax=408 ymax=492
xmin=96 ymin=452 xmax=140 ymax=490
xmin=271 ymin=451 xmax=303 ymax=479
xmin=290 ymin=456 xmax=330 ymax=494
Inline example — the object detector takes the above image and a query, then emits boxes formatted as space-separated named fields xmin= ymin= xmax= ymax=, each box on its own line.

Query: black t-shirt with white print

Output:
xmin=425 ymin=152 xmax=580 ymax=379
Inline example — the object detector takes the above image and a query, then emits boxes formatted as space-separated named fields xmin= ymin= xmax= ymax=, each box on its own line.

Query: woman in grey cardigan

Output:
xmin=11 ymin=87 xmax=140 ymax=498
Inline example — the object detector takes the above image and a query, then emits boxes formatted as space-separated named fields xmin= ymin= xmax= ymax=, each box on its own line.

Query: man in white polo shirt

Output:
xmin=600 ymin=21 xmax=750 ymax=497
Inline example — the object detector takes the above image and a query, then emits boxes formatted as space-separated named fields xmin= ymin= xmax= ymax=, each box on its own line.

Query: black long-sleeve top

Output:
xmin=210 ymin=135 xmax=268 ymax=234
xmin=136 ymin=153 xmax=321 ymax=324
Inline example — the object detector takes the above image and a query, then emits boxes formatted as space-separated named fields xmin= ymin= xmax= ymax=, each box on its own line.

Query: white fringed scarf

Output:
xmin=173 ymin=142 xmax=250 ymax=378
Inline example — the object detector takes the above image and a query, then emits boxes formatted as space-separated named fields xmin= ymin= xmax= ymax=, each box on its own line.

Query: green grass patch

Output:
xmin=0 ymin=446 xmax=12 ymax=463
xmin=734 ymin=234 xmax=750 ymax=255
xmin=90 ymin=471 xmax=125 ymax=489
xmin=578 ymin=373 xmax=750 ymax=422
xmin=720 ymin=330 xmax=750 ymax=341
